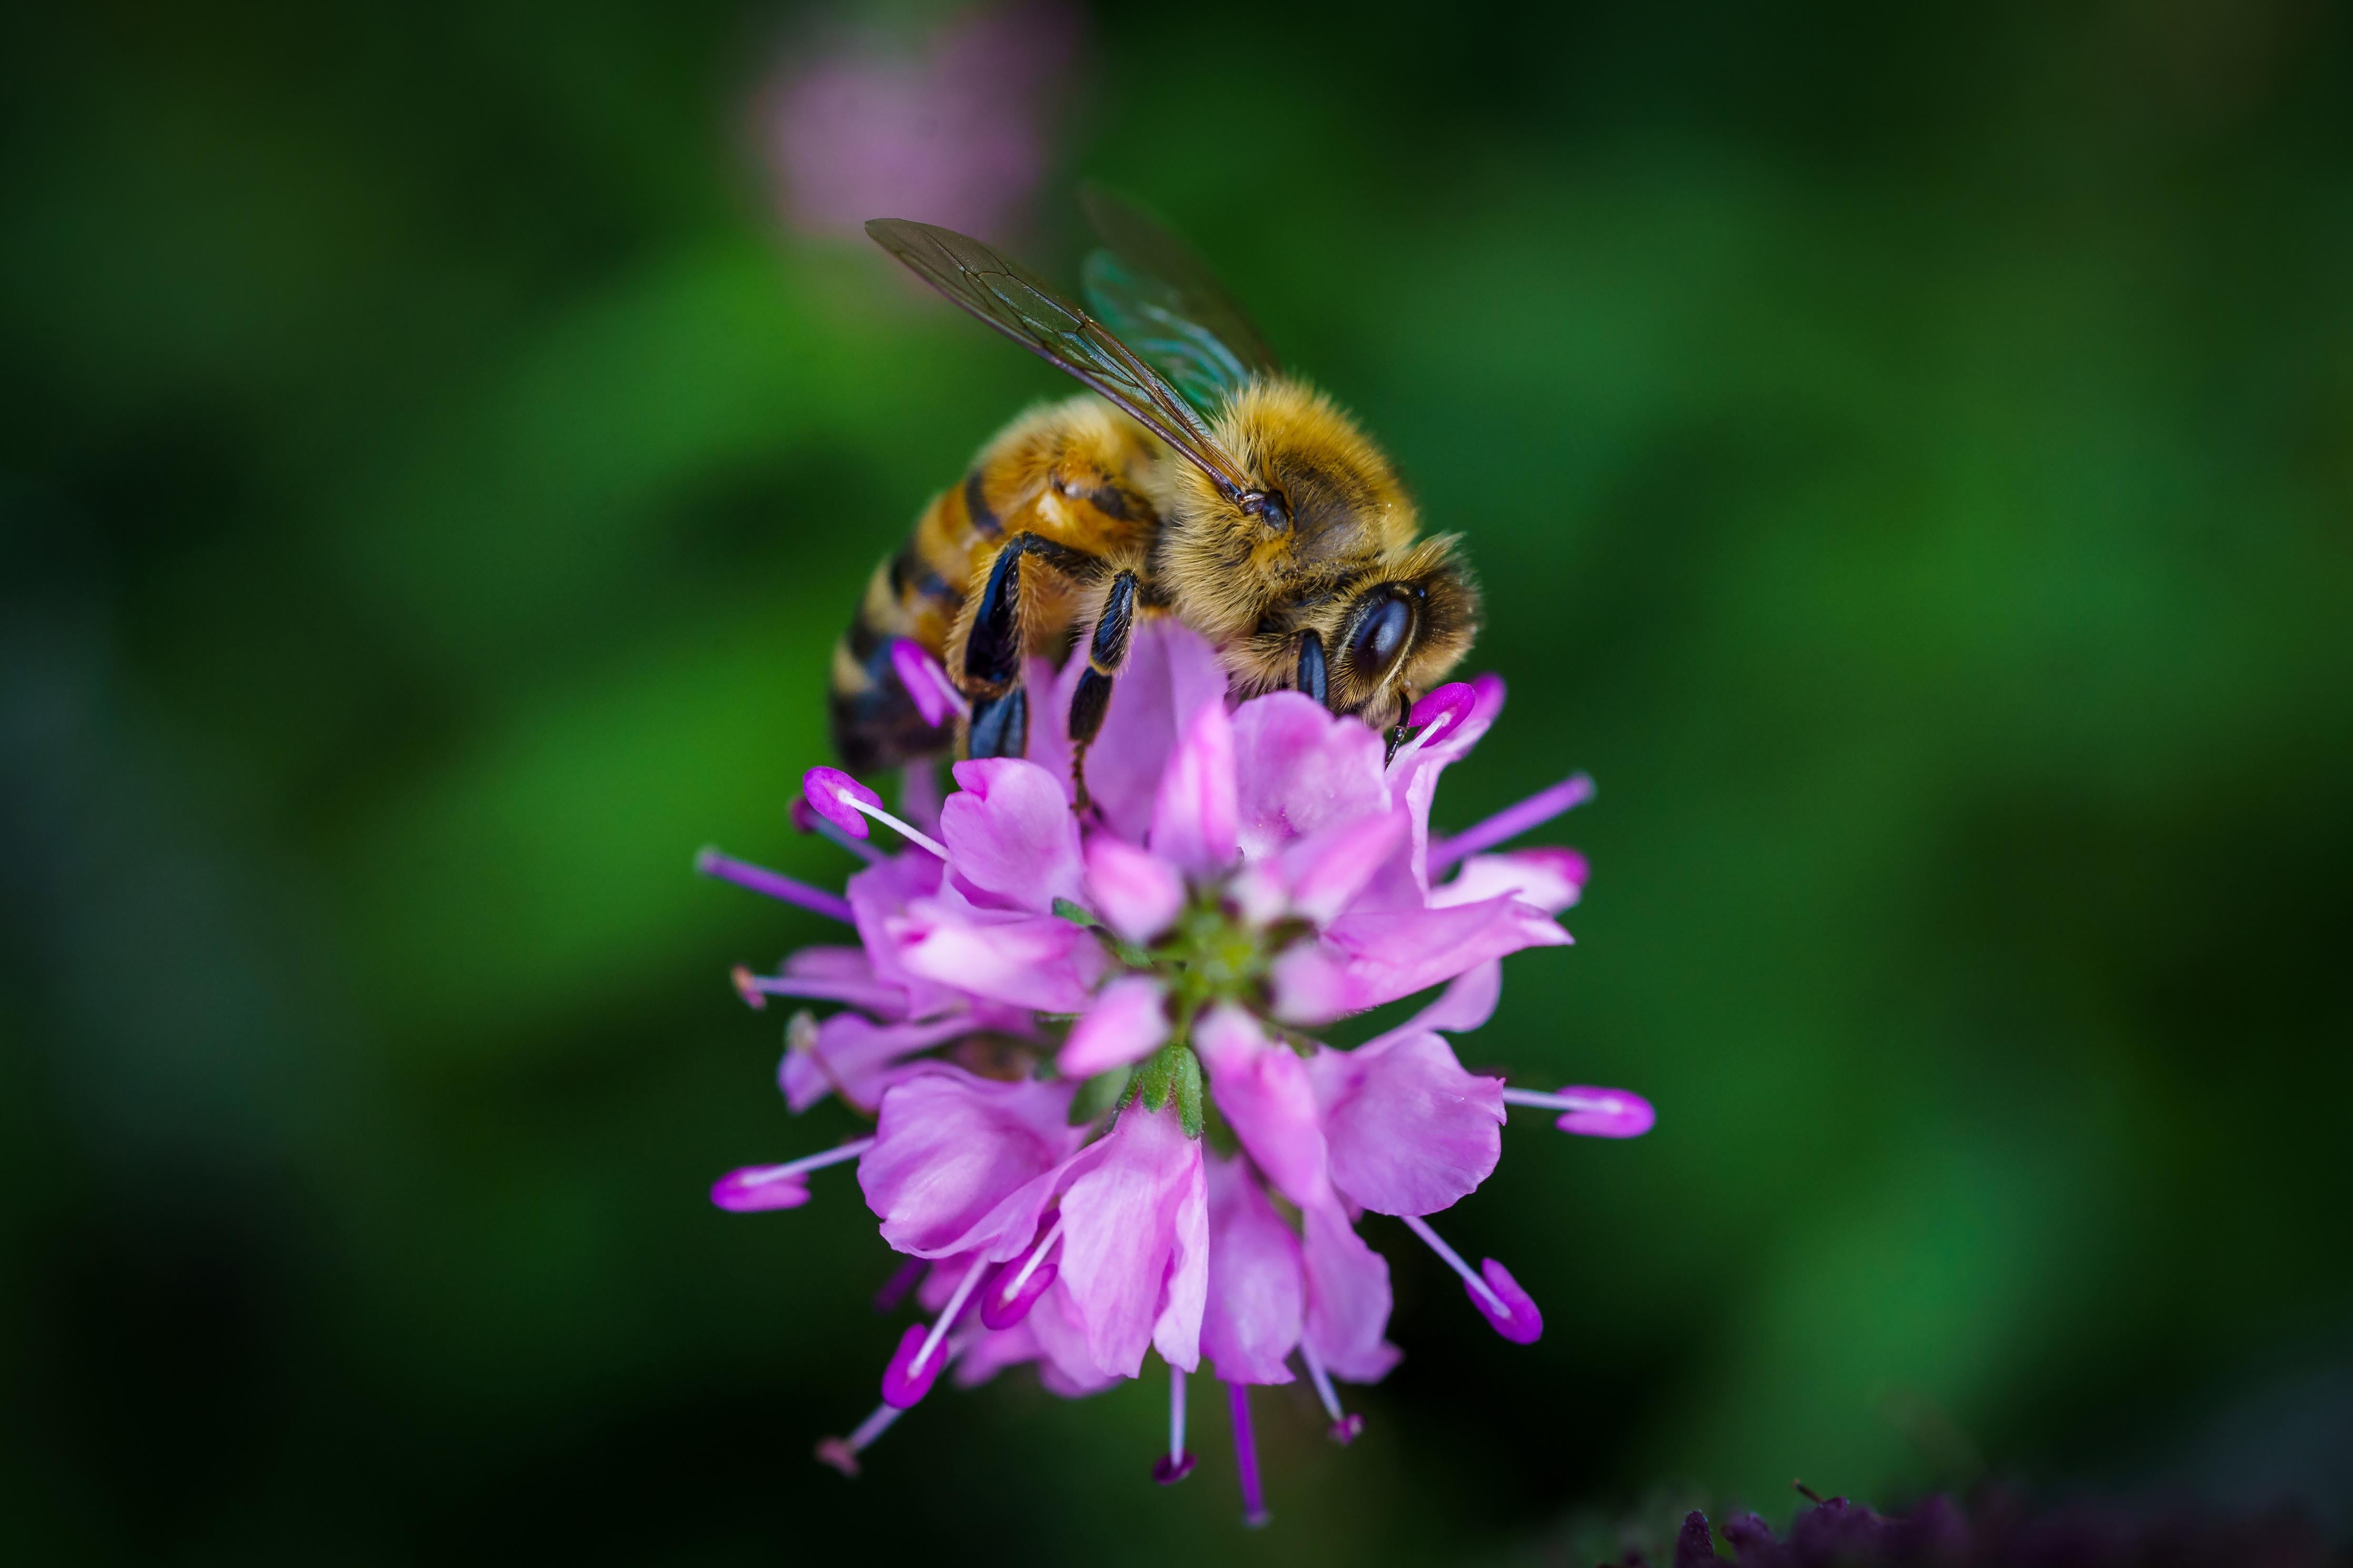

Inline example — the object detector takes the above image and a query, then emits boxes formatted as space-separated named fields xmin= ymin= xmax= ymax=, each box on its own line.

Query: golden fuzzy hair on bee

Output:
xmin=1152 ymin=378 xmax=1480 ymax=714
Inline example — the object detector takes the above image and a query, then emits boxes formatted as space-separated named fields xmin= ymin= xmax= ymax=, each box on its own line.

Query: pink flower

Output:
xmin=699 ymin=620 xmax=1647 ymax=1517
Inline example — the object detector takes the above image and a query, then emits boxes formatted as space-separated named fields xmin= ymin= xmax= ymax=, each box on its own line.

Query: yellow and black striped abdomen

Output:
xmin=827 ymin=396 xmax=1166 ymax=775
xmin=826 ymin=464 xmax=998 ymax=773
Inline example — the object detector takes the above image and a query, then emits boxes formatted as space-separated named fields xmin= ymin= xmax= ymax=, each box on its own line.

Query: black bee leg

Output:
xmin=1068 ymin=570 xmax=1139 ymax=811
xmin=1384 ymin=687 xmax=1412 ymax=765
xmin=962 ymin=532 xmax=1104 ymax=763
xmin=1295 ymin=630 xmax=1329 ymax=707
xmin=969 ymin=689 xmax=1029 ymax=761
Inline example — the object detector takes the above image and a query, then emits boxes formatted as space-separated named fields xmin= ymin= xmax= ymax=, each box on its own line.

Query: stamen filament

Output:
xmin=900 ymin=763 xmax=943 ymax=835
xmin=807 ymin=813 xmax=886 ymax=865
xmin=735 ymin=1137 xmax=877 ymax=1187
xmin=1502 ymin=1087 xmax=1621 ymax=1114
xmin=1427 ymin=772 xmax=1595 ymax=873
xmin=1502 ymin=1083 xmax=1656 ymax=1138
xmin=909 ymin=1255 xmax=991 ymax=1381
xmin=697 ymin=848 xmax=855 ymax=923
xmin=1169 ymin=1364 xmax=1187 ymax=1465
xmin=1000 ymin=1216 xmax=1065 ymax=1303
xmin=1299 ymin=1342 xmax=1343 ymax=1423
xmin=1298 ymin=1340 xmax=1365 ymax=1443
xmin=816 ymin=1401 xmax=904 ymax=1476
xmin=1227 ymin=1381 xmax=1269 ymax=1528
xmin=1151 ymin=1360 xmax=1196 ymax=1483
xmin=731 ymin=968 xmax=886 ymax=1009
xmin=1400 ymin=1212 xmax=1509 ymax=1317
xmin=838 ymin=792 xmax=950 ymax=861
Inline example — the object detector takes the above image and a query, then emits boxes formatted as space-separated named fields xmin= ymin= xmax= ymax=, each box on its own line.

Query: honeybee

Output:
xmin=828 ymin=188 xmax=1477 ymax=804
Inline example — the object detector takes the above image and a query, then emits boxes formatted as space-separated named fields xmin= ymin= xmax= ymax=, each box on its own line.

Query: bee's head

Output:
xmin=1316 ymin=540 xmax=1480 ymax=717
xmin=1154 ymin=378 xmax=1479 ymax=716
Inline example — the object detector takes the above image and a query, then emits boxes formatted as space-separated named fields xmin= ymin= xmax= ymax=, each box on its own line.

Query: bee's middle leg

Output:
xmin=962 ymin=532 xmax=1103 ymax=762
xmin=1067 ymin=570 xmax=1139 ymax=811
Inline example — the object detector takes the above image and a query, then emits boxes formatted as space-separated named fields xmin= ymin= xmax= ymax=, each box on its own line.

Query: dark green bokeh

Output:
xmin=5 ymin=2 xmax=2350 ymax=1562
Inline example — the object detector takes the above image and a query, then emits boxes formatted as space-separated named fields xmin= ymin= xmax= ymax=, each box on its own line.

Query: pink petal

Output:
xmin=1057 ymin=975 xmax=1171 ymax=1078
xmin=1268 ymin=894 xmax=1569 ymax=1026
xmin=899 ymin=759 xmax=944 ymax=835
xmin=844 ymin=851 xmax=959 ymax=1019
xmin=776 ymin=944 xmax=912 ymax=1016
xmin=1151 ymin=1145 xmax=1209 ymax=1373
xmin=1149 ymin=698 xmax=1239 ymax=876
xmin=1053 ymin=1102 xmax=1205 ymax=1379
xmin=954 ymin=1314 xmax=1042 ymax=1389
xmin=940 ymin=757 xmax=1085 ymax=913
xmin=1432 ymin=846 xmax=1588 ymax=915
xmin=1300 ymin=1200 xmax=1398 ymax=1382
xmin=858 ymin=1068 xmax=1083 ymax=1259
xmin=1309 ymin=1031 xmax=1504 ymax=1217
xmin=1083 ymin=835 xmax=1186 ymax=944
xmin=1200 ymin=1153 xmax=1303 ymax=1385
xmin=778 ymin=1010 xmax=980 ymax=1113
xmin=1021 ymin=1283 xmax=1123 ymax=1398
xmin=1232 ymin=811 xmax=1407 ymax=929
xmin=1034 ymin=620 xmax=1230 ymax=842
xmin=1229 ymin=692 xmax=1391 ymax=862
xmin=1195 ymin=1004 xmax=1332 ymax=1212
xmin=892 ymin=903 xmax=1104 ymax=1014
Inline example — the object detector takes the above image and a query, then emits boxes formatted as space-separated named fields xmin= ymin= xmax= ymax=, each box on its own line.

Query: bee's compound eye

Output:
xmin=1348 ymin=593 xmax=1413 ymax=680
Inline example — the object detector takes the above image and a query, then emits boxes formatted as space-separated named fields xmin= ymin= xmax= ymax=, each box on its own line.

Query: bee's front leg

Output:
xmin=1068 ymin=570 xmax=1139 ymax=811
xmin=962 ymin=532 xmax=1103 ymax=762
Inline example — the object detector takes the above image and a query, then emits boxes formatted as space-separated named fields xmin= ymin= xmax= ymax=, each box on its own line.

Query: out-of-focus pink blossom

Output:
xmin=760 ymin=3 xmax=1082 ymax=244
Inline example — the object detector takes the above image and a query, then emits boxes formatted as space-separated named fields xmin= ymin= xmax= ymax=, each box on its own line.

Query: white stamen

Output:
xmin=818 ymin=1392 xmax=912 ymax=1474
xmin=736 ymin=973 xmax=893 ymax=1006
xmin=838 ymin=790 xmax=950 ymax=860
xmin=1000 ymin=1216 xmax=1065 ymax=1303
xmin=909 ymin=1256 xmax=992 ymax=1379
xmin=844 ymin=1400 xmax=902 ymax=1452
xmin=1168 ymin=1364 xmax=1187 ymax=1464
xmin=1401 ymin=1212 xmax=1508 ymax=1317
xmin=1502 ymin=1087 xmax=1629 ymax=1116
xmin=1299 ymin=1341 xmax=1344 ymax=1423
xmin=737 ymin=1137 xmax=877 ymax=1186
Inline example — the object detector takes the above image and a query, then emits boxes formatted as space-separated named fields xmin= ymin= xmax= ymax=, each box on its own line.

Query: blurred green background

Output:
xmin=5 ymin=1 xmax=2350 ymax=1562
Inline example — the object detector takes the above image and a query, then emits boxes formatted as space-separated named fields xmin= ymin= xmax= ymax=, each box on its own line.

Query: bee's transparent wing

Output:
xmin=866 ymin=217 xmax=1253 ymax=501
xmin=1078 ymin=184 xmax=1277 ymax=418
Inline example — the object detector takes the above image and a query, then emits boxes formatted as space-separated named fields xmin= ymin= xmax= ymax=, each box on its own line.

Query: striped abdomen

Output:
xmin=828 ymin=397 xmax=1166 ymax=775
xmin=826 ymin=468 xmax=996 ymax=773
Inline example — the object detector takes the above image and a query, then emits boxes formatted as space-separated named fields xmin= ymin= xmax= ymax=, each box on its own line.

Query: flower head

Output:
xmin=699 ymin=620 xmax=1646 ymax=1521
